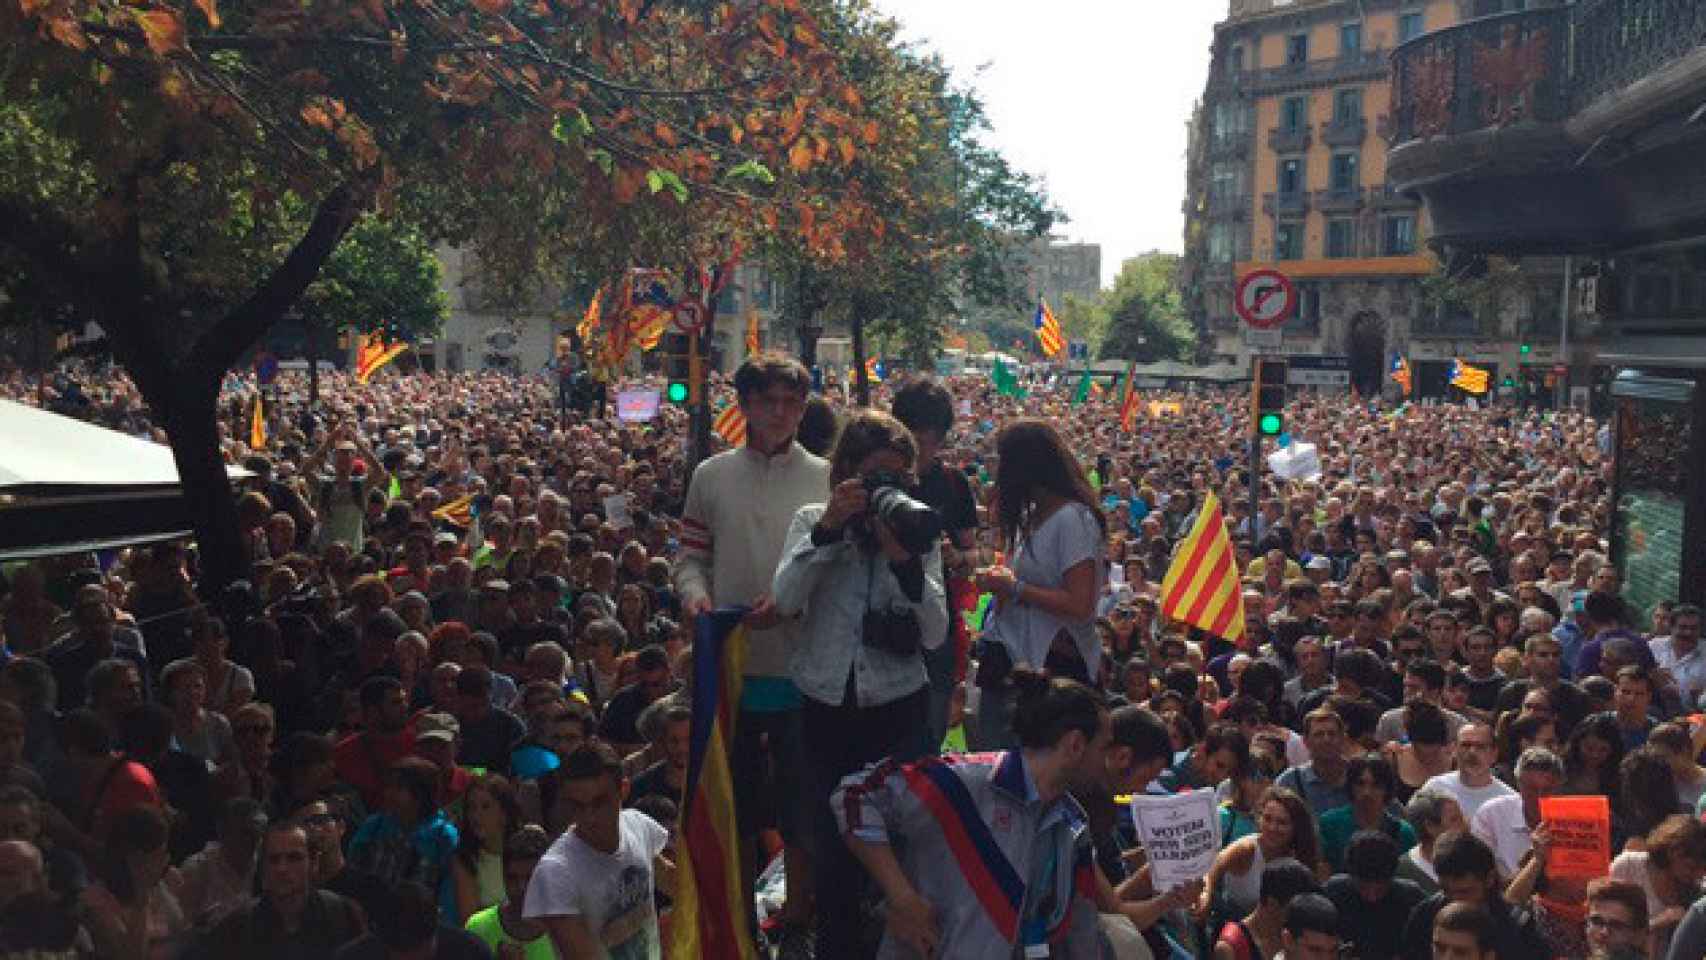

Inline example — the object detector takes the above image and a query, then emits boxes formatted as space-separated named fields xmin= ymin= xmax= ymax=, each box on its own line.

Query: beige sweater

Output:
xmin=675 ymin=441 xmax=830 ymax=685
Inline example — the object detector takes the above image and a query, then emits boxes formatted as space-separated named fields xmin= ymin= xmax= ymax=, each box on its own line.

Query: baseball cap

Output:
xmin=416 ymin=713 xmax=460 ymax=743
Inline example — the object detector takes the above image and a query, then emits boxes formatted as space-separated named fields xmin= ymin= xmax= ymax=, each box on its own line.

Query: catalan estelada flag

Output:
xmin=672 ymin=609 xmax=758 ymax=960
xmin=1390 ymin=354 xmax=1413 ymax=396
xmin=432 ymin=494 xmax=474 ymax=528
xmin=354 ymin=334 xmax=408 ymax=385
xmin=865 ymin=355 xmax=886 ymax=383
xmin=1159 ymin=490 xmax=1245 ymax=644
xmin=713 ymin=404 xmax=747 ymax=445
xmin=576 ymin=286 xmax=606 ymax=342
xmin=1033 ymin=300 xmax=1064 ymax=358
xmin=1450 ymin=358 xmax=1490 ymax=395
xmin=1118 ymin=361 xmax=1140 ymax=432
xmin=249 ymin=393 xmax=266 ymax=450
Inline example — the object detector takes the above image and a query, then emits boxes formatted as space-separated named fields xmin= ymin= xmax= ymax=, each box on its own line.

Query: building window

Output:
xmin=1330 ymin=152 xmax=1359 ymax=190
xmin=1275 ymin=222 xmax=1305 ymax=260
xmin=1340 ymin=22 xmax=1362 ymax=56
xmin=1209 ymin=223 xmax=1233 ymax=263
xmin=1278 ymin=158 xmax=1304 ymax=195
xmin=1281 ymin=96 xmax=1308 ymax=133
xmin=1228 ymin=44 xmax=1245 ymax=75
xmin=1286 ymin=33 xmax=1309 ymax=65
xmin=1334 ymin=88 xmax=1363 ymax=123
xmin=1384 ymin=216 xmax=1417 ymax=255
xmin=1326 ymin=219 xmax=1357 ymax=258
xmin=1398 ymin=11 xmax=1425 ymax=43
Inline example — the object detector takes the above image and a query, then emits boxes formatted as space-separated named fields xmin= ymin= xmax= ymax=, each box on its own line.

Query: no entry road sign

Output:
xmin=1235 ymin=269 xmax=1297 ymax=329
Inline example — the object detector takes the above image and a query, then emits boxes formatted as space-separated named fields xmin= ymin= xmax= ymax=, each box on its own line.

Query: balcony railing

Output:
xmin=1389 ymin=8 xmax=1571 ymax=144
xmin=1572 ymin=0 xmax=1706 ymax=108
xmin=1208 ymin=133 xmax=1251 ymax=160
xmin=1315 ymin=186 xmax=1367 ymax=213
xmin=1263 ymin=192 xmax=1311 ymax=217
xmin=1372 ymin=184 xmax=1422 ymax=210
xmin=1268 ymin=125 xmax=1313 ymax=154
xmin=1243 ymin=50 xmax=1390 ymax=95
xmin=1322 ymin=115 xmax=1367 ymax=147
xmin=1207 ymin=192 xmax=1252 ymax=219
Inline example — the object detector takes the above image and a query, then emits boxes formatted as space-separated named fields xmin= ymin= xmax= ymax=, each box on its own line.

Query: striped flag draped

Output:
xmin=1118 ymin=361 xmax=1140 ymax=432
xmin=1450 ymin=358 xmax=1490 ymax=394
xmin=354 ymin=334 xmax=408 ymax=384
xmin=1159 ymin=490 xmax=1246 ymax=644
xmin=1390 ymin=354 xmax=1413 ymax=396
xmin=713 ymin=404 xmax=747 ymax=445
xmin=672 ymin=610 xmax=758 ymax=960
xmin=745 ymin=308 xmax=761 ymax=356
xmin=1033 ymin=300 xmax=1064 ymax=358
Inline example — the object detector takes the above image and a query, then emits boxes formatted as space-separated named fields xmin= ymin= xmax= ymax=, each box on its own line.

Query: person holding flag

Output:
xmin=970 ymin=419 xmax=1106 ymax=749
xmin=304 ymin=418 xmax=390 ymax=553
xmin=1034 ymin=300 xmax=1065 ymax=359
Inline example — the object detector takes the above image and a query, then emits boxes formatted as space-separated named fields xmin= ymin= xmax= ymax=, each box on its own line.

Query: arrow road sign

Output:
xmin=1235 ymin=269 xmax=1297 ymax=330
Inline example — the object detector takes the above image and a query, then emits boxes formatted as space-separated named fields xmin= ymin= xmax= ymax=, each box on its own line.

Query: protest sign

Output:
xmin=1539 ymin=795 xmax=1611 ymax=879
xmin=616 ymin=389 xmax=661 ymax=422
xmin=603 ymin=493 xmax=633 ymax=530
xmin=1130 ymin=788 xmax=1220 ymax=890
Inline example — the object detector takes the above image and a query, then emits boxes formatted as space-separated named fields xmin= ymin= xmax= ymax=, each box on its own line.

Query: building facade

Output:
xmin=1020 ymin=239 xmax=1103 ymax=308
xmin=1183 ymin=0 xmax=1575 ymax=396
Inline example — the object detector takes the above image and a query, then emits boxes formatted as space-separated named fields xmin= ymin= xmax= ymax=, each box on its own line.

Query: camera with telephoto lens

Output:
xmin=861 ymin=471 xmax=943 ymax=557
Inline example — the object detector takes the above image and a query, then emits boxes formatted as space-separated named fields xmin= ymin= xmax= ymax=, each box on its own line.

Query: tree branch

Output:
xmin=186 ymin=181 xmax=368 ymax=379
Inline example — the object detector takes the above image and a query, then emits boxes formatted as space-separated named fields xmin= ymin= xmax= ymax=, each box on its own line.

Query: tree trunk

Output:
xmin=162 ymin=376 xmax=250 ymax=598
xmin=851 ymin=308 xmax=870 ymax=407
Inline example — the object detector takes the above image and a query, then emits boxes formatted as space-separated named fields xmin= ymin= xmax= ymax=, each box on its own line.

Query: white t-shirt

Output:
xmin=1420 ymin=770 xmax=1515 ymax=823
xmin=523 ymin=810 xmax=669 ymax=960
xmin=1469 ymin=794 xmax=1532 ymax=878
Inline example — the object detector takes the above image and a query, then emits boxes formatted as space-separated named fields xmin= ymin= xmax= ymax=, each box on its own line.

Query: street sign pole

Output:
xmin=1249 ymin=354 xmax=1261 ymax=545
xmin=1234 ymin=268 xmax=1295 ymax=545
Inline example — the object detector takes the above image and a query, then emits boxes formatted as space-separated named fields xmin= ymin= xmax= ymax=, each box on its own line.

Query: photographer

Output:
xmin=773 ymin=410 xmax=948 ymax=960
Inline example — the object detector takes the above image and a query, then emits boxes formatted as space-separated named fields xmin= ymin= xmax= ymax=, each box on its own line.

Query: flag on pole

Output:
xmin=354 ymin=334 xmax=408 ymax=384
xmin=1118 ymin=361 xmax=1140 ymax=432
xmin=249 ymin=393 xmax=266 ymax=450
xmin=1450 ymin=358 xmax=1490 ymax=394
xmin=1071 ymin=370 xmax=1092 ymax=405
xmin=990 ymin=357 xmax=1027 ymax=398
xmin=671 ymin=610 xmax=759 ymax=960
xmin=1390 ymin=354 xmax=1413 ymax=395
xmin=576 ymin=286 xmax=606 ymax=342
xmin=1159 ymin=490 xmax=1246 ymax=644
xmin=745 ymin=308 xmax=761 ymax=356
xmin=1033 ymin=300 xmax=1065 ymax=358
xmin=713 ymin=404 xmax=747 ymax=445
xmin=865 ymin=355 xmax=886 ymax=383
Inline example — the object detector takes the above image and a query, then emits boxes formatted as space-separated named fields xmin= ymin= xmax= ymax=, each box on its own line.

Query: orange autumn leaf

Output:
xmin=837 ymin=136 xmax=855 ymax=165
xmin=812 ymin=134 xmax=829 ymax=161
xmin=788 ymin=139 xmax=813 ymax=173
xmin=729 ymin=124 xmax=743 ymax=145
xmin=134 ymin=9 xmax=186 ymax=56
xmin=862 ymin=119 xmax=879 ymax=144
xmin=300 ymin=104 xmax=335 ymax=130
xmin=653 ymin=122 xmax=678 ymax=147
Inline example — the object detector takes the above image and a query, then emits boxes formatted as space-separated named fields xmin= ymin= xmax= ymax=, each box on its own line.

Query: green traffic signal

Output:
xmin=667 ymin=381 xmax=689 ymax=404
xmin=1519 ymin=343 xmax=1532 ymax=355
xmin=1258 ymin=412 xmax=1284 ymax=436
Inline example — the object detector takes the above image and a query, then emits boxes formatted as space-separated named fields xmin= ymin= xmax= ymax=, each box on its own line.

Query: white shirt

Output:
xmin=1651 ymin=637 xmax=1706 ymax=706
xmin=1469 ymin=794 xmax=1532 ymax=877
xmin=1420 ymin=770 xmax=1515 ymax=823
xmin=1610 ymin=850 xmax=1664 ymax=919
xmin=523 ymin=810 xmax=669 ymax=960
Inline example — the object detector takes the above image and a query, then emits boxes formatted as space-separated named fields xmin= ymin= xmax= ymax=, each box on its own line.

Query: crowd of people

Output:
xmin=0 ymin=347 xmax=1696 ymax=960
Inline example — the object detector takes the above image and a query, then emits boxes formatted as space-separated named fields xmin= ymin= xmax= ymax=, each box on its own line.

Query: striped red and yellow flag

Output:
xmin=1034 ymin=300 xmax=1064 ymax=358
xmin=713 ymin=404 xmax=747 ymax=445
xmin=431 ymin=494 xmax=475 ymax=529
xmin=249 ymin=393 xmax=267 ymax=450
xmin=1450 ymin=358 xmax=1490 ymax=395
xmin=672 ymin=610 xmax=759 ymax=960
xmin=1118 ymin=361 xmax=1140 ymax=432
xmin=354 ymin=334 xmax=408 ymax=385
xmin=1159 ymin=490 xmax=1246 ymax=644
xmin=745 ymin=307 xmax=761 ymax=356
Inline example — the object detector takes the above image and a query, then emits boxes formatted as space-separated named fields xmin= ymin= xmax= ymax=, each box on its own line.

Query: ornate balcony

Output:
xmin=1388 ymin=8 xmax=1570 ymax=145
xmin=1322 ymin=115 xmax=1367 ymax=147
xmin=1262 ymin=192 xmax=1311 ymax=217
xmin=1242 ymin=50 xmax=1390 ymax=96
xmin=1267 ymin=125 xmax=1312 ymax=154
xmin=1314 ymin=187 xmax=1366 ymax=214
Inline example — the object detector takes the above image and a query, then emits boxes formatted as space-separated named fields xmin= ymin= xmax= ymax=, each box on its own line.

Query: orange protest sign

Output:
xmin=1540 ymin=795 xmax=1611 ymax=879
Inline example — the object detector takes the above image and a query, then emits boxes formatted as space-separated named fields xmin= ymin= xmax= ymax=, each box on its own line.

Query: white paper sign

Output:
xmin=616 ymin=389 xmax=661 ymax=422
xmin=603 ymin=493 xmax=633 ymax=529
xmin=1267 ymin=440 xmax=1321 ymax=482
xmin=1130 ymin=788 xmax=1221 ymax=891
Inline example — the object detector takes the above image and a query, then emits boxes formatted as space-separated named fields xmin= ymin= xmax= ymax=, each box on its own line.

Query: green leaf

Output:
xmin=724 ymin=159 xmax=775 ymax=185
xmin=647 ymin=168 xmax=687 ymax=204
xmin=551 ymin=109 xmax=595 ymax=144
xmin=586 ymin=148 xmax=614 ymax=175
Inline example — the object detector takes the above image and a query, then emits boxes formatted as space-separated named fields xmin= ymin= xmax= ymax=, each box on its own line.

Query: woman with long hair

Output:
xmin=972 ymin=419 xmax=1106 ymax=749
xmin=1387 ymin=701 xmax=1456 ymax=803
xmin=1197 ymin=786 xmax=1323 ymax=927
xmin=450 ymin=774 xmax=523 ymax=922
xmin=1563 ymin=712 xmax=1626 ymax=800
xmin=614 ymin=582 xmax=654 ymax=646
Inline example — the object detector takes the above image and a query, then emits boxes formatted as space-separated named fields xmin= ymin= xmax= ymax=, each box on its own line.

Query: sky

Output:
xmin=873 ymin=1 xmax=1224 ymax=289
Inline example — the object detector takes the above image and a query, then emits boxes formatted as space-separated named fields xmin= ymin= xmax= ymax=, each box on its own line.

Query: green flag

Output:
xmin=991 ymin=358 xmax=1027 ymax=398
xmin=1072 ymin=370 xmax=1092 ymax=405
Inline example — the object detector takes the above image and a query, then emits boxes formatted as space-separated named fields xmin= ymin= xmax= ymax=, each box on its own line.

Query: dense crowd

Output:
xmin=0 ymin=350 xmax=1695 ymax=960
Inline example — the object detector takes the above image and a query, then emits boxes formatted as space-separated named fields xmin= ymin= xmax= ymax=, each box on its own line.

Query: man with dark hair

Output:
xmin=1584 ymin=877 xmax=1648 ymax=960
xmin=334 ymin=676 xmax=414 ymax=810
xmin=523 ymin=743 xmax=673 ymax=959
xmin=1276 ymin=709 xmax=1351 ymax=816
xmin=465 ymin=825 xmax=553 ymax=958
xmin=1377 ymin=658 xmax=1468 ymax=745
xmin=452 ymin=666 xmax=524 ymax=773
xmin=596 ymin=645 xmax=678 ymax=758
xmin=43 ymin=585 xmax=149 ymax=712
xmin=1326 ymin=830 xmax=1426 ymax=960
xmin=1279 ymin=892 xmax=1340 ymax=960
xmin=1155 ymin=722 xmax=1249 ymax=794
xmin=1610 ymin=664 xmax=1659 ymax=749
xmin=673 ymin=350 xmax=828 ymax=940
xmin=200 ymin=821 xmax=367 ymax=957
xmin=627 ymin=703 xmax=690 ymax=810
xmin=1576 ymin=590 xmax=1655 ymax=678
xmin=1430 ymin=901 xmax=1499 ymax=960
xmin=890 ymin=376 xmax=980 ymax=751
xmin=1493 ymin=633 xmax=1591 ymax=737
xmin=1400 ymin=832 xmax=1546 ymax=960
xmin=333 ymin=880 xmax=487 ymax=959
xmin=1214 ymin=858 xmax=1318 ymax=960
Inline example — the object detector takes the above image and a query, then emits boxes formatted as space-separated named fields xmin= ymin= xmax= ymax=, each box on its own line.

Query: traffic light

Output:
xmin=659 ymin=334 xmax=691 ymax=404
xmin=1519 ymin=343 xmax=1532 ymax=357
xmin=1253 ymin=358 xmax=1288 ymax=437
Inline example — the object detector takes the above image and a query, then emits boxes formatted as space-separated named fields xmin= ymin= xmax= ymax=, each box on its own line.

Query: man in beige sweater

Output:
xmin=674 ymin=352 xmax=830 ymax=947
